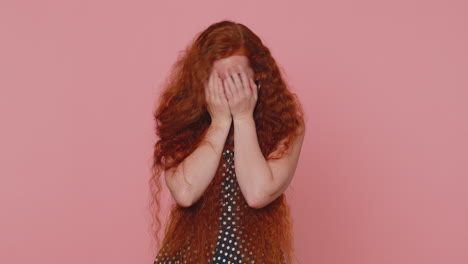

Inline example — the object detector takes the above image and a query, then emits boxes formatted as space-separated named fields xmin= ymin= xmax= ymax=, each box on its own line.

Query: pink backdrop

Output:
xmin=1 ymin=0 xmax=467 ymax=263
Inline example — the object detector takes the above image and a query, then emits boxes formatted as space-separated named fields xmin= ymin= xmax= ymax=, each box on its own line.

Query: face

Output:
xmin=212 ymin=55 xmax=255 ymax=81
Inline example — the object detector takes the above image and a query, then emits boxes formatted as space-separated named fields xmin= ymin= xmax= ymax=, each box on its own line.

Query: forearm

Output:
xmin=177 ymin=120 xmax=232 ymax=206
xmin=233 ymin=116 xmax=273 ymax=207
xmin=187 ymin=120 xmax=232 ymax=203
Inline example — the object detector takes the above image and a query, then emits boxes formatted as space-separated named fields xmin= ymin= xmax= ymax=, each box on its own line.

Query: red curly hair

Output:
xmin=148 ymin=20 xmax=305 ymax=264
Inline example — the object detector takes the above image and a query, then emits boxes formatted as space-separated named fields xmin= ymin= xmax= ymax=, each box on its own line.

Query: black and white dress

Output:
xmin=211 ymin=141 xmax=245 ymax=264
xmin=154 ymin=138 xmax=251 ymax=264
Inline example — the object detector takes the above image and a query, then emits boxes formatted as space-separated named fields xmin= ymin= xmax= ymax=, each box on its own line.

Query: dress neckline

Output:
xmin=224 ymin=135 xmax=234 ymax=152
xmin=226 ymin=133 xmax=234 ymax=144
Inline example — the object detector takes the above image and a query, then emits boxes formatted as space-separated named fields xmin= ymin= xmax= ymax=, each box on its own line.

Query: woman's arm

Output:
xmin=165 ymin=120 xmax=231 ymax=207
xmin=233 ymin=116 xmax=305 ymax=208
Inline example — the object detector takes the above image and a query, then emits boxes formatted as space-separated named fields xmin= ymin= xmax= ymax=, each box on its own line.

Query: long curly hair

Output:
xmin=148 ymin=20 xmax=305 ymax=264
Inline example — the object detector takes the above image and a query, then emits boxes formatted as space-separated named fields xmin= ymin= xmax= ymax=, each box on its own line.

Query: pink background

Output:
xmin=1 ymin=1 xmax=467 ymax=263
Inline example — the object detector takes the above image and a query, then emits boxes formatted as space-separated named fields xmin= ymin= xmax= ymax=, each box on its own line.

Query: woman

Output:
xmin=149 ymin=20 xmax=306 ymax=264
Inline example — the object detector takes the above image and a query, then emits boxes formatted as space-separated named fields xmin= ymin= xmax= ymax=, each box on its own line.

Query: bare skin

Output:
xmin=165 ymin=55 xmax=304 ymax=208
xmin=164 ymin=68 xmax=231 ymax=207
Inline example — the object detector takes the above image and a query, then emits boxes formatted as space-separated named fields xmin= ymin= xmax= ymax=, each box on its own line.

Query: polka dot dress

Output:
xmin=211 ymin=148 xmax=244 ymax=264
xmin=154 ymin=138 xmax=251 ymax=264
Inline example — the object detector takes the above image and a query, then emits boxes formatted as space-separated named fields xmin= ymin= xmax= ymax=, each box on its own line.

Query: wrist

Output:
xmin=232 ymin=114 xmax=254 ymax=124
xmin=211 ymin=118 xmax=232 ymax=129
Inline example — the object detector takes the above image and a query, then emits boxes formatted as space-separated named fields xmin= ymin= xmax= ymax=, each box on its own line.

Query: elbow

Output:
xmin=245 ymin=170 xmax=279 ymax=209
xmin=247 ymin=201 xmax=262 ymax=209
xmin=165 ymin=168 xmax=196 ymax=208
xmin=175 ymin=187 xmax=195 ymax=208
xmin=247 ymin=199 xmax=266 ymax=209
xmin=176 ymin=198 xmax=193 ymax=208
xmin=167 ymin=181 xmax=195 ymax=208
xmin=245 ymin=192 xmax=267 ymax=209
xmin=246 ymin=186 xmax=280 ymax=209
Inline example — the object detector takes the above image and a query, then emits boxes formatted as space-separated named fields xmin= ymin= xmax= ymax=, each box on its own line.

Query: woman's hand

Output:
xmin=222 ymin=65 xmax=258 ymax=122
xmin=205 ymin=70 xmax=232 ymax=126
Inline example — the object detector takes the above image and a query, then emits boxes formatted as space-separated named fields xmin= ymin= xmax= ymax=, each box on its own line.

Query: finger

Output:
xmin=237 ymin=64 xmax=250 ymax=95
xmin=250 ymin=78 xmax=258 ymax=101
xmin=223 ymin=78 xmax=233 ymax=99
xmin=225 ymin=68 xmax=238 ymax=97
xmin=211 ymin=71 xmax=218 ymax=100
xmin=217 ymin=74 xmax=228 ymax=101
xmin=206 ymin=71 xmax=214 ymax=98
xmin=214 ymin=72 xmax=223 ymax=101
xmin=230 ymin=66 xmax=244 ymax=94
xmin=215 ymin=73 xmax=222 ymax=100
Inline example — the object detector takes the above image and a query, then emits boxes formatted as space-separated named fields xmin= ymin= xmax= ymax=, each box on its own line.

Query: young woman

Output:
xmin=149 ymin=20 xmax=306 ymax=264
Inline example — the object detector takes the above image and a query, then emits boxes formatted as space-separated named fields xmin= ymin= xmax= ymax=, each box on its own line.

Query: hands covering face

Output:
xmin=220 ymin=64 xmax=259 ymax=121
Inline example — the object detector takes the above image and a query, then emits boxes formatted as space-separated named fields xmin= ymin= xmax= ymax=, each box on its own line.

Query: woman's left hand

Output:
xmin=222 ymin=64 xmax=258 ymax=122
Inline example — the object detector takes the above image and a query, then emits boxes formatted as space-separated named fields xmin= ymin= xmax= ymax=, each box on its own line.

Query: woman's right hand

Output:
xmin=205 ymin=70 xmax=232 ymax=126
